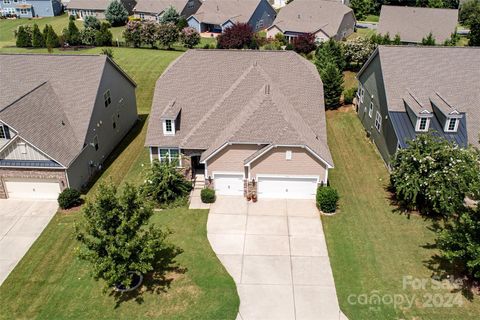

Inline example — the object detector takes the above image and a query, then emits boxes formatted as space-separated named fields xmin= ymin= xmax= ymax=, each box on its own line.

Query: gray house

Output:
xmin=0 ymin=0 xmax=62 ymax=17
xmin=266 ymin=0 xmax=356 ymax=43
xmin=133 ymin=0 xmax=201 ymax=21
xmin=187 ymin=0 xmax=276 ymax=34
xmin=67 ymin=0 xmax=136 ymax=20
xmin=355 ymin=46 xmax=480 ymax=165
xmin=0 ymin=54 xmax=137 ymax=199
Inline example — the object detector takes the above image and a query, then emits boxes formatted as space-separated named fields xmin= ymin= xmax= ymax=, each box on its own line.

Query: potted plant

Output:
xmin=252 ymin=193 xmax=257 ymax=203
xmin=246 ymin=192 xmax=252 ymax=201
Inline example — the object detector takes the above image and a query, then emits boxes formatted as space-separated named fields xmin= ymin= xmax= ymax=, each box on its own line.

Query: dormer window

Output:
xmin=416 ymin=117 xmax=430 ymax=132
xmin=0 ymin=125 xmax=11 ymax=140
xmin=163 ymin=119 xmax=175 ymax=135
xmin=445 ymin=118 xmax=459 ymax=132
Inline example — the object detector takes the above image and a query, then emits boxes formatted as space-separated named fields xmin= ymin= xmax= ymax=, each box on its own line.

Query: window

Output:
xmin=368 ymin=102 xmax=373 ymax=118
xmin=159 ymin=148 xmax=181 ymax=165
xmin=285 ymin=150 xmax=292 ymax=160
xmin=256 ymin=19 xmax=264 ymax=30
xmin=375 ymin=111 xmax=382 ymax=132
xmin=0 ymin=126 xmax=6 ymax=139
xmin=93 ymin=136 xmax=99 ymax=151
xmin=360 ymin=86 xmax=365 ymax=103
xmin=187 ymin=1 xmax=194 ymax=9
xmin=112 ymin=115 xmax=117 ymax=129
xmin=139 ymin=13 xmax=145 ymax=20
xmin=416 ymin=117 xmax=429 ymax=132
xmin=3 ymin=0 xmax=11 ymax=4
xmin=104 ymin=90 xmax=111 ymax=107
xmin=20 ymin=8 xmax=28 ymax=15
xmin=445 ymin=118 xmax=459 ymax=132
xmin=165 ymin=119 xmax=172 ymax=132
xmin=18 ymin=142 xmax=27 ymax=154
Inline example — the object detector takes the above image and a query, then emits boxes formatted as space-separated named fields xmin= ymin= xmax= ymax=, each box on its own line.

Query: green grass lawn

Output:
xmin=343 ymin=71 xmax=357 ymax=90
xmin=0 ymin=46 xmax=238 ymax=318
xmin=323 ymin=108 xmax=480 ymax=319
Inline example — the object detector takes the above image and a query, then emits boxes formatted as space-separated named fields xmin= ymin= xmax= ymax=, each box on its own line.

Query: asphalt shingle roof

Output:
xmin=374 ymin=46 xmax=480 ymax=148
xmin=190 ymin=0 xmax=261 ymax=25
xmin=146 ymin=50 xmax=333 ymax=166
xmin=377 ymin=6 xmax=458 ymax=44
xmin=269 ymin=0 xmax=353 ymax=37
xmin=134 ymin=0 xmax=187 ymax=14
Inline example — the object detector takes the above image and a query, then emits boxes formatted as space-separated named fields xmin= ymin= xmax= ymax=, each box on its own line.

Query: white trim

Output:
xmin=149 ymin=146 xmax=153 ymax=162
xmin=375 ymin=111 xmax=382 ymax=132
xmin=368 ymin=102 xmax=373 ymax=118
xmin=324 ymin=168 xmax=329 ymax=184
xmin=415 ymin=117 xmax=430 ymax=132
xmin=444 ymin=117 xmax=459 ymax=132
xmin=163 ymin=119 xmax=175 ymax=136
xmin=256 ymin=174 xmax=320 ymax=182
xmin=212 ymin=171 xmax=245 ymax=178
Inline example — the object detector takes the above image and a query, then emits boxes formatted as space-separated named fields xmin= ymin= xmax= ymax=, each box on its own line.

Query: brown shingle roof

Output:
xmin=377 ymin=6 xmax=458 ymax=44
xmin=371 ymin=46 xmax=480 ymax=148
xmin=190 ymin=0 xmax=261 ymax=25
xmin=134 ymin=0 xmax=187 ymax=14
xmin=146 ymin=50 xmax=333 ymax=166
xmin=67 ymin=0 xmax=136 ymax=12
xmin=269 ymin=0 xmax=354 ymax=37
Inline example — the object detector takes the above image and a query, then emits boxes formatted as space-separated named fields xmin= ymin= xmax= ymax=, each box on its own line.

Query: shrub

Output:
xmin=217 ymin=23 xmax=254 ymax=49
xmin=105 ymin=0 xmax=128 ymax=27
xmin=316 ymin=186 xmax=339 ymax=213
xmin=319 ymin=62 xmax=344 ymax=109
xmin=181 ymin=27 xmax=200 ymax=48
xmin=80 ymin=27 xmax=97 ymax=45
xmin=292 ymin=33 xmax=316 ymax=55
xmin=343 ymin=86 xmax=357 ymax=105
xmin=285 ymin=43 xmax=294 ymax=50
xmin=32 ymin=24 xmax=45 ymax=48
xmin=123 ymin=20 xmax=142 ymax=47
xmin=141 ymin=20 xmax=159 ymax=47
xmin=58 ymin=188 xmax=81 ymax=209
xmin=84 ymin=15 xmax=101 ymax=30
xmin=159 ymin=5 xmax=180 ymax=25
xmin=63 ymin=18 xmax=81 ymax=45
xmin=16 ymin=26 xmax=32 ymax=47
xmin=100 ymin=47 xmax=114 ymax=59
xmin=157 ymin=22 xmax=179 ymax=49
xmin=45 ymin=25 xmax=60 ymax=48
xmin=95 ymin=22 xmax=113 ymax=46
xmin=201 ymin=188 xmax=216 ymax=203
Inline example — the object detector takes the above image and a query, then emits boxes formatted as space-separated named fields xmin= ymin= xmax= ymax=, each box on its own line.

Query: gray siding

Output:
xmin=357 ymin=53 xmax=398 ymax=164
xmin=333 ymin=11 xmax=355 ymax=40
xmin=0 ymin=0 xmax=62 ymax=17
xmin=248 ymin=0 xmax=276 ymax=31
xmin=67 ymin=61 xmax=137 ymax=190
xmin=187 ymin=16 xmax=201 ymax=32
xmin=180 ymin=0 xmax=201 ymax=18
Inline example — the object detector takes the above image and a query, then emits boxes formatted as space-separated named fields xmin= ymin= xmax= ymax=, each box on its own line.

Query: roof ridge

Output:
xmin=0 ymin=81 xmax=47 ymax=113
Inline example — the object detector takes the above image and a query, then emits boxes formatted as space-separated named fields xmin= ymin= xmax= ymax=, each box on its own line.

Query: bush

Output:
xmin=292 ymin=33 xmax=316 ymax=55
xmin=159 ymin=5 xmax=180 ymax=25
xmin=316 ymin=186 xmax=339 ymax=213
xmin=181 ymin=27 xmax=200 ymax=48
xmin=157 ymin=22 xmax=179 ymax=49
xmin=84 ymin=15 xmax=101 ymax=30
xmin=201 ymin=188 xmax=216 ymax=203
xmin=105 ymin=0 xmax=128 ymax=27
xmin=95 ymin=22 xmax=113 ymax=46
xmin=319 ymin=62 xmax=344 ymax=109
xmin=58 ymin=188 xmax=81 ymax=209
xmin=217 ymin=23 xmax=254 ymax=49
xmin=343 ymin=86 xmax=357 ymax=105
xmin=16 ymin=26 xmax=32 ymax=47
xmin=32 ymin=24 xmax=45 ymax=48
xmin=123 ymin=20 xmax=142 ymax=47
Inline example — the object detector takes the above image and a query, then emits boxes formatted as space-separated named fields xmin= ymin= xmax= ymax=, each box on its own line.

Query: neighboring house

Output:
xmin=0 ymin=0 xmax=62 ymax=18
xmin=67 ymin=0 xmax=136 ymax=20
xmin=377 ymin=6 xmax=459 ymax=44
xmin=269 ymin=0 xmax=350 ymax=9
xmin=187 ymin=0 xmax=276 ymax=34
xmin=354 ymin=46 xmax=480 ymax=165
xmin=266 ymin=0 xmax=355 ymax=42
xmin=146 ymin=50 xmax=333 ymax=200
xmin=133 ymin=0 xmax=201 ymax=21
xmin=0 ymin=54 xmax=138 ymax=200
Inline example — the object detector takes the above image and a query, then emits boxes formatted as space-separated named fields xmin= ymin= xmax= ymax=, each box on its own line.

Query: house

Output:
xmin=145 ymin=50 xmax=333 ymax=200
xmin=0 ymin=54 xmax=138 ymax=199
xmin=377 ymin=6 xmax=459 ymax=44
xmin=133 ymin=0 xmax=201 ymax=21
xmin=269 ymin=0 xmax=350 ymax=9
xmin=0 ymin=0 xmax=62 ymax=18
xmin=187 ymin=0 xmax=276 ymax=34
xmin=266 ymin=0 xmax=356 ymax=43
xmin=354 ymin=46 xmax=480 ymax=165
xmin=67 ymin=0 xmax=136 ymax=20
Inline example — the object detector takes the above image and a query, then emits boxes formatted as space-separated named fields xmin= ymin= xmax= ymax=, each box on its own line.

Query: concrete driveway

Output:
xmin=207 ymin=196 xmax=346 ymax=320
xmin=0 ymin=199 xmax=58 ymax=286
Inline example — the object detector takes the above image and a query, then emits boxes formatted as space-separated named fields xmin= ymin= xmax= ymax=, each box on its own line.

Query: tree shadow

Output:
xmin=109 ymin=245 xmax=186 ymax=307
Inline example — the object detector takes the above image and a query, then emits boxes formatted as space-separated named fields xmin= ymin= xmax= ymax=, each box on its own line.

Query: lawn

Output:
xmin=323 ymin=107 xmax=480 ymax=319
xmin=0 ymin=46 xmax=238 ymax=318
xmin=343 ymin=71 xmax=357 ymax=90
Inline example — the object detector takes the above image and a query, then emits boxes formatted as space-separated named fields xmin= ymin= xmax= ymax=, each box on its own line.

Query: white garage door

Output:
xmin=214 ymin=173 xmax=244 ymax=196
xmin=5 ymin=179 xmax=61 ymax=200
xmin=257 ymin=176 xmax=318 ymax=199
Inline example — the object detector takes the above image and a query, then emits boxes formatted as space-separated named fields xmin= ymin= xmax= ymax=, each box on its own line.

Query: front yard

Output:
xmin=323 ymin=108 xmax=480 ymax=319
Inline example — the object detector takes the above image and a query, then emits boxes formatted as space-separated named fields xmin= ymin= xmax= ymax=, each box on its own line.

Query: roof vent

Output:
xmin=61 ymin=120 xmax=65 ymax=126
xmin=253 ymin=60 xmax=257 ymax=67
xmin=264 ymin=84 xmax=270 ymax=95
xmin=297 ymin=14 xmax=301 ymax=19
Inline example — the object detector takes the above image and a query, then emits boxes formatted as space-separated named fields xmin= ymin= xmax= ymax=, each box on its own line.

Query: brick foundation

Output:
xmin=0 ymin=168 xmax=67 ymax=199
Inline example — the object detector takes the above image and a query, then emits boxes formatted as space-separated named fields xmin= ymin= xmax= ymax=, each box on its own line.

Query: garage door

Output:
xmin=5 ymin=179 xmax=61 ymax=200
xmin=214 ymin=173 xmax=244 ymax=196
xmin=257 ymin=176 xmax=318 ymax=199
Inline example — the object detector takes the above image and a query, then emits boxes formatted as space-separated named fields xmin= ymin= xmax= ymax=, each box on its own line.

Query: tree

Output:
xmin=31 ymin=24 xmax=45 ymax=48
xmin=16 ymin=26 xmax=32 ymax=47
xmin=80 ymin=27 xmax=97 ymax=45
xmin=123 ymin=20 xmax=142 ymax=47
xmin=140 ymin=161 xmax=192 ymax=206
xmin=63 ymin=18 xmax=81 ymax=45
xmin=390 ymin=134 xmax=480 ymax=217
xmin=95 ymin=22 xmax=113 ymax=46
xmin=350 ymin=0 xmax=375 ymax=21
xmin=45 ymin=25 xmax=60 ymax=49
xmin=217 ymin=23 xmax=254 ymax=49
xmin=181 ymin=27 xmax=201 ymax=48
xmin=319 ymin=62 xmax=344 ymax=109
xmin=342 ymin=37 xmax=376 ymax=70
xmin=421 ymin=32 xmax=436 ymax=45
xmin=315 ymin=39 xmax=346 ymax=71
xmin=76 ymin=183 xmax=179 ymax=291
xmin=105 ymin=0 xmax=128 ymax=27
xmin=84 ymin=15 xmax=101 ymax=30
xmin=437 ymin=203 xmax=480 ymax=280
xmin=159 ymin=5 xmax=180 ymax=25
xmin=443 ymin=29 xmax=459 ymax=46
xmin=292 ymin=33 xmax=316 ymax=55
xmin=392 ymin=33 xmax=401 ymax=45
xmin=468 ymin=14 xmax=480 ymax=46
xmin=141 ymin=20 xmax=159 ymax=47
xmin=100 ymin=47 xmax=114 ymax=59
xmin=157 ymin=23 xmax=179 ymax=49
xmin=428 ymin=0 xmax=445 ymax=7
xmin=459 ymin=0 xmax=480 ymax=27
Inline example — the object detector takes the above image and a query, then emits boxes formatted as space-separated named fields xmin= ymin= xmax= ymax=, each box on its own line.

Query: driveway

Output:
xmin=207 ymin=196 xmax=346 ymax=320
xmin=0 ymin=199 xmax=58 ymax=286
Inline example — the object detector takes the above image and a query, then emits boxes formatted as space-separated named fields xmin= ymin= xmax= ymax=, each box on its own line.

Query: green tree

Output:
xmin=105 ymin=0 xmax=128 ymax=27
xmin=314 ymin=39 xmax=346 ymax=71
xmin=350 ymin=0 xmax=375 ymax=21
xmin=141 ymin=20 xmax=159 ymax=48
xmin=80 ymin=27 xmax=97 ymax=45
xmin=390 ymin=134 xmax=480 ymax=217
xmin=468 ymin=14 xmax=480 ymax=46
xmin=443 ymin=29 xmax=460 ymax=46
xmin=95 ymin=22 xmax=113 ymax=46
xmin=159 ymin=5 xmax=180 ymax=25
xmin=459 ymin=0 xmax=480 ymax=27
xmin=437 ymin=203 xmax=480 ymax=280
xmin=45 ymin=25 xmax=60 ymax=48
xmin=63 ymin=18 xmax=81 ymax=45
xmin=157 ymin=23 xmax=179 ymax=49
xmin=16 ymin=26 xmax=32 ymax=47
xmin=343 ymin=37 xmax=376 ymax=69
xmin=319 ymin=62 xmax=344 ymax=109
xmin=421 ymin=32 xmax=436 ymax=45
xmin=428 ymin=0 xmax=445 ymax=7
xmin=123 ymin=20 xmax=142 ymax=47
xmin=31 ymin=24 xmax=45 ymax=48
xmin=140 ymin=160 xmax=192 ymax=206
xmin=76 ymin=183 xmax=179 ymax=291
xmin=84 ymin=15 xmax=101 ymax=30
